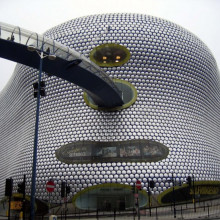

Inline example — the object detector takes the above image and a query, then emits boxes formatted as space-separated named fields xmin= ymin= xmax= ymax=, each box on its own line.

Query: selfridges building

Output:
xmin=0 ymin=13 xmax=220 ymax=203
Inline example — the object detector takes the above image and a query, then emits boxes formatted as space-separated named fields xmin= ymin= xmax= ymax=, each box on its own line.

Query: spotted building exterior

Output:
xmin=0 ymin=13 xmax=220 ymax=203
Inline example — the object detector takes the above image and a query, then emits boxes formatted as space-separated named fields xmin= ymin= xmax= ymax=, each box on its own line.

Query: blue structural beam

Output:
xmin=0 ymin=23 xmax=124 ymax=108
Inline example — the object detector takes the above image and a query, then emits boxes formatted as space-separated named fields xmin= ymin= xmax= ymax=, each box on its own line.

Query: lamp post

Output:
xmin=28 ymin=45 xmax=56 ymax=220
xmin=147 ymin=179 xmax=151 ymax=217
xmin=172 ymin=173 xmax=176 ymax=218
xmin=192 ymin=174 xmax=196 ymax=212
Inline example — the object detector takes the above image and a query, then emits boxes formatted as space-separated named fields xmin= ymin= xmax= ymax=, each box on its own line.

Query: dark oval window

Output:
xmin=55 ymin=139 xmax=169 ymax=164
xmin=90 ymin=43 xmax=130 ymax=67
xmin=83 ymin=78 xmax=137 ymax=111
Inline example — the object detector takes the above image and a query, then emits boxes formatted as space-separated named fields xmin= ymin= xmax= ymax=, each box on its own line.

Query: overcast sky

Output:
xmin=0 ymin=0 xmax=219 ymax=92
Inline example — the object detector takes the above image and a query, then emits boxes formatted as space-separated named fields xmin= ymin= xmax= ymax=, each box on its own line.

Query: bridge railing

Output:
xmin=0 ymin=22 xmax=107 ymax=77
xmin=0 ymin=22 xmax=122 ymax=100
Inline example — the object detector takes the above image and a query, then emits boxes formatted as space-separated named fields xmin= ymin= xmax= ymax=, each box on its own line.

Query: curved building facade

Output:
xmin=0 ymin=13 xmax=220 ymax=203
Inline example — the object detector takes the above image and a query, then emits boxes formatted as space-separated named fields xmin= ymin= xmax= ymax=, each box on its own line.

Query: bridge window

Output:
xmin=84 ymin=78 xmax=137 ymax=111
xmin=90 ymin=43 xmax=130 ymax=67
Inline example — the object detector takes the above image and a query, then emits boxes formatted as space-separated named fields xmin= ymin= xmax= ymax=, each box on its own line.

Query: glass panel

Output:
xmin=90 ymin=43 xmax=131 ymax=67
xmin=56 ymin=139 xmax=169 ymax=164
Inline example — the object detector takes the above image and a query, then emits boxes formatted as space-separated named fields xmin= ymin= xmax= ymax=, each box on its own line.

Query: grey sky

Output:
xmin=0 ymin=0 xmax=219 ymax=92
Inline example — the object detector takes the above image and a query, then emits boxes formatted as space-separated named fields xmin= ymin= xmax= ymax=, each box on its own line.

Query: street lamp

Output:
xmin=28 ymin=44 xmax=56 ymax=220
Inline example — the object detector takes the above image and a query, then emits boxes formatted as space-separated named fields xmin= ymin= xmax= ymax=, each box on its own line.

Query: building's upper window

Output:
xmin=90 ymin=43 xmax=130 ymax=67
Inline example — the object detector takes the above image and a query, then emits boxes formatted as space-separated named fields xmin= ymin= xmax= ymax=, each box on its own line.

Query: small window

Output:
xmin=90 ymin=43 xmax=130 ymax=67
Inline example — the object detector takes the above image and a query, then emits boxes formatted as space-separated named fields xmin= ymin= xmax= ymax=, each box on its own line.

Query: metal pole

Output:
xmin=133 ymin=182 xmax=135 ymax=220
xmin=192 ymin=175 xmax=196 ymax=212
xmin=30 ymin=51 xmax=43 ymax=220
xmin=49 ymin=192 xmax=50 ymax=215
xmin=8 ymin=193 xmax=11 ymax=220
xmin=172 ymin=173 xmax=176 ymax=218
xmin=65 ymin=188 xmax=67 ymax=220
xmin=96 ymin=209 xmax=99 ymax=220
xmin=23 ymin=174 xmax=26 ymax=220
xmin=147 ymin=179 xmax=151 ymax=216
xmin=7 ymin=177 xmax=13 ymax=220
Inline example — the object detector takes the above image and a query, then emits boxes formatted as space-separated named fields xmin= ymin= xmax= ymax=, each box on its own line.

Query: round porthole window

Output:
xmin=90 ymin=43 xmax=131 ymax=67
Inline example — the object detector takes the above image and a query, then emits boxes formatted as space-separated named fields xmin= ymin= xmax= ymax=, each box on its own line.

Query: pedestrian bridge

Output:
xmin=0 ymin=22 xmax=124 ymax=108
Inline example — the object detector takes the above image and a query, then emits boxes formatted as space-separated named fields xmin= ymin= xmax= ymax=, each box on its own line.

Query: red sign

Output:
xmin=136 ymin=180 xmax=142 ymax=190
xmin=46 ymin=180 xmax=55 ymax=192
